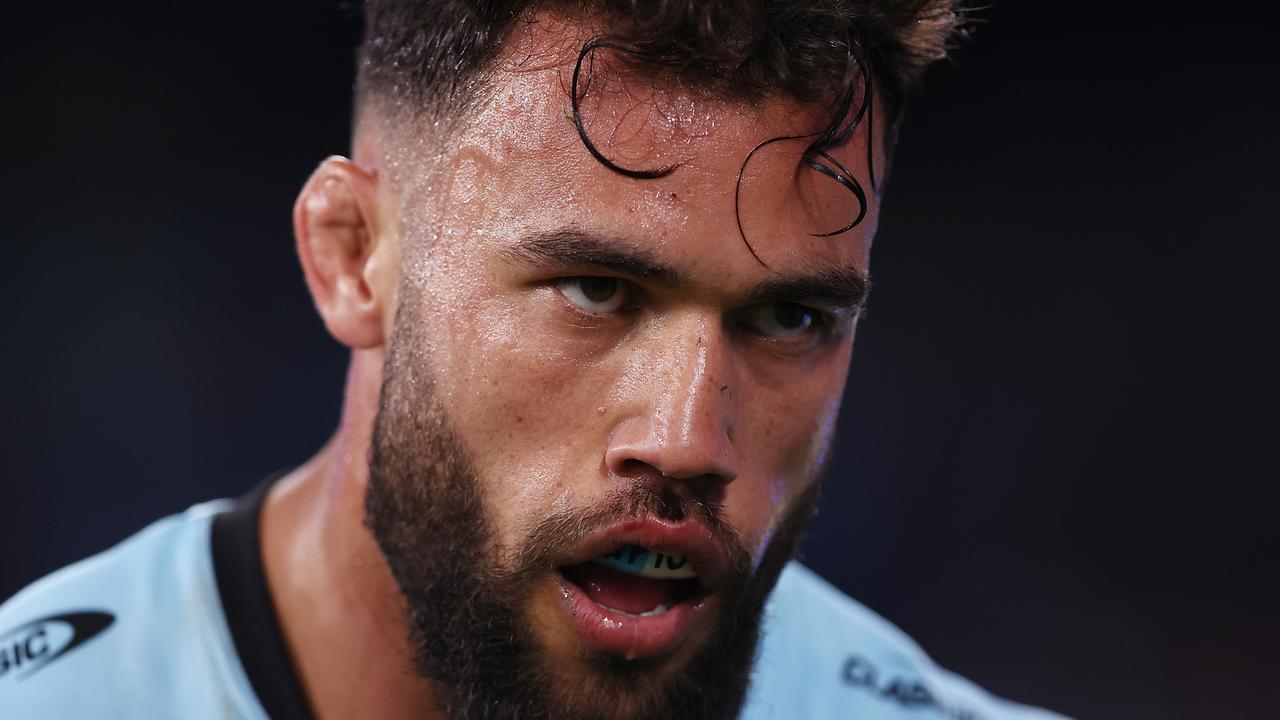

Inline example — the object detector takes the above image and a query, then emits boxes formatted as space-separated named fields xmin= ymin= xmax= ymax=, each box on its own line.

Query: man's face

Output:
xmin=364 ymin=17 xmax=879 ymax=720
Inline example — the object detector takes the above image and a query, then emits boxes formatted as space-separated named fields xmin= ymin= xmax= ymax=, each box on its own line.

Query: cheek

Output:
xmin=727 ymin=348 xmax=851 ymax=553
xmin=427 ymin=286 xmax=623 ymax=541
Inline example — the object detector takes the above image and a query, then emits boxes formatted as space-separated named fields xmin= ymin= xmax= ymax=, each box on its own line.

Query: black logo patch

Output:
xmin=843 ymin=655 xmax=985 ymax=720
xmin=0 ymin=611 xmax=115 ymax=681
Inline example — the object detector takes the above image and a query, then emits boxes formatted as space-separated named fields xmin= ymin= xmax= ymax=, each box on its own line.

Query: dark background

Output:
xmin=2 ymin=3 xmax=1276 ymax=718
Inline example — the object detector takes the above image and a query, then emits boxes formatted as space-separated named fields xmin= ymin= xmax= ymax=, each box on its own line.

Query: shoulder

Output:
xmin=0 ymin=501 xmax=263 ymax=719
xmin=742 ymin=562 xmax=1071 ymax=720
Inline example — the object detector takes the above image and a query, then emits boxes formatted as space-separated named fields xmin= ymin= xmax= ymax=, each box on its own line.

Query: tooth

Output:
xmin=594 ymin=545 xmax=697 ymax=579
xmin=600 ymin=601 xmax=672 ymax=618
xmin=637 ymin=601 xmax=671 ymax=617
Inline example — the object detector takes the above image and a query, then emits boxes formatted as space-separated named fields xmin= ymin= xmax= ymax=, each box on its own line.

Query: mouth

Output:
xmin=551 ymin=519 xmax=728 ymax=660
xmin=561 ymin=545 xmax=703 ymax=616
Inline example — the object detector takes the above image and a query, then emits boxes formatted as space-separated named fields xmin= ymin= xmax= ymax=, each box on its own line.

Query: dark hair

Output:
xmin=356 ymin=0 xmax=965 ymax=259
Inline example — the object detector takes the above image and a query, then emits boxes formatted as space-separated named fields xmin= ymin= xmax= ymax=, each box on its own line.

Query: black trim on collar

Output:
xmin=211 ymin=476 xmax=317 ymax=720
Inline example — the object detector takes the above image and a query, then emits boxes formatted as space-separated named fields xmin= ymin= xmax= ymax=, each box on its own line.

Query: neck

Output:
xmin=259 ymin=348 xmax=438 ymax=719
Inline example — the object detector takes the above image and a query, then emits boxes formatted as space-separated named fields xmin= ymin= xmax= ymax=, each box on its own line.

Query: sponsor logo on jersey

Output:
xmin=0 ymin=610 xmax=114 ymax=682
xmin=843 ymin=655 xmax=985 ymax=720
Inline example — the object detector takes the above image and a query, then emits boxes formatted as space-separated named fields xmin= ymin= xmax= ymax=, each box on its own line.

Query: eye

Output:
xmin=557 ymin=277 xmax=627 ymax=313
xmin=743 ymin=301 xmax=823 ymax=338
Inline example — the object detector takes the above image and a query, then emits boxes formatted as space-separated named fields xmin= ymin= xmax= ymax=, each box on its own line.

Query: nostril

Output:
xmin=603 ymin=417 xmax=738 ymax=493
xmin=616 ymin=458 xmax=656 ymax=478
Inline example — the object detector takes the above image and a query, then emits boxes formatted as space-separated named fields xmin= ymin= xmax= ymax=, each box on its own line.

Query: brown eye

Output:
xmin=557 ymin=277 xmax=626 ymax=313
xmin=745 ymin=302 xmax=817 ymax=338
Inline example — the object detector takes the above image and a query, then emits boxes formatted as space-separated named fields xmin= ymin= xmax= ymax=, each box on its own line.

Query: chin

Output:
xmin=518 ymin=578 xmax=753 ymax=720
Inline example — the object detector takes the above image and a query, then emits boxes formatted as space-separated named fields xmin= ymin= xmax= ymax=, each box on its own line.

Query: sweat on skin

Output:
xmin=266 ymin=12 xmax=880 ymax=720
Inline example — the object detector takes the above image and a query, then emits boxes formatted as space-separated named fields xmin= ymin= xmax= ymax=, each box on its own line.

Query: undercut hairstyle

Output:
xmin=355 ymin=0 xmax=965 ymax=258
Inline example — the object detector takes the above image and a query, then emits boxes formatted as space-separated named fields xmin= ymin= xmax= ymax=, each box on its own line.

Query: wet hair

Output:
xmin=355 ymin=0 xmax=966 ymax=261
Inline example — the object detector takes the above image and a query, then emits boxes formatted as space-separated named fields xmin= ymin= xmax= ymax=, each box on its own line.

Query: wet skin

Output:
xmin=271 ymin=12 xmax=883 ymax=720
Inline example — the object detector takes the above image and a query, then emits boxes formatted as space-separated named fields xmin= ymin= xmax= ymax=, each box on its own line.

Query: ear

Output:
xmin=293 ymin=156 xmax=394 ymax=349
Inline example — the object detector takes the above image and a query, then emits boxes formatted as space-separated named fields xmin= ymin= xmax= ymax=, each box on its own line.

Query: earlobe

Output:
xmin=293 ymin=156 xmax=390 ymax=349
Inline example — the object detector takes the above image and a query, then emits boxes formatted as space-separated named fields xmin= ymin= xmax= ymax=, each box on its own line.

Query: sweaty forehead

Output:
xmin=391 ymin=10 xmax=878 ymax=277
xmin=475 ymin=12 xmax=832 ymax=165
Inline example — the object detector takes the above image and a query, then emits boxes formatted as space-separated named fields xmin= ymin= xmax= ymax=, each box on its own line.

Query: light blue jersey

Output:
xmin=0 ymin=493 xmax=1067 ymax=719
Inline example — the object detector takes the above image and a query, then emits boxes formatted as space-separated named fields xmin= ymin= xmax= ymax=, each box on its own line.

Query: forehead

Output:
xmin=398 ymin=12 xmax=880 ymax=283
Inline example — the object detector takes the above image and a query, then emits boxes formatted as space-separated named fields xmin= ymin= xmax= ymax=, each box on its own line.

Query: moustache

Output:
xmin=502 ymin=480 xmax=753 ymax=588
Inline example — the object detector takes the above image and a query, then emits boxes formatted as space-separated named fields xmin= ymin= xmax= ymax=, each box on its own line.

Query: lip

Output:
xmin=551 ymin=516 xmax=730 ymax=659
xmin=554 ymin=571 xmax=708 ymax=659
xmin=555 ymin=516 xmax=730 ymax=591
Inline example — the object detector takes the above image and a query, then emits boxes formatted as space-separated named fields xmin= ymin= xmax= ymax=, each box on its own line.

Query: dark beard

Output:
xmin=364 ymin=316 xmax=821 ymax=720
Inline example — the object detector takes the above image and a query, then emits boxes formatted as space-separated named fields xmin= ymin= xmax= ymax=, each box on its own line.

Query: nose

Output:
xmin=605 ymin=316 xmax=739 ymax=495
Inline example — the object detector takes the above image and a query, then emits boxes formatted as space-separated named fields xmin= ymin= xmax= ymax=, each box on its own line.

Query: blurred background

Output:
xmin=1 ymin=2 xmax=1276 ymax=718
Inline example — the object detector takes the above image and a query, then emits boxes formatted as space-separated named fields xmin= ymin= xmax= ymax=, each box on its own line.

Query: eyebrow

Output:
xmin=750 ymin=267 xmax=870 ymax=313
xmin=502 ymin=227 xmax=869 ymax=311
xmin=501 ymin=229 xmax=682 ymax=287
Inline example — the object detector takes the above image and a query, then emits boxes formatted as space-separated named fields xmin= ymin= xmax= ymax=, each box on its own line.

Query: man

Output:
xmin=0 ymin=1 xmax=1066 ymax=718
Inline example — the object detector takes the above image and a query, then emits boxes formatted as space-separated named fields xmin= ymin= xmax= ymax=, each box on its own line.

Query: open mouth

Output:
xmin=548 ymin=518 xmax=730 ymax=660
xmin=553 ymin=541 xmax=718 ymax=660
xmin=559 ymin=545 xmax=704 ymax=617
